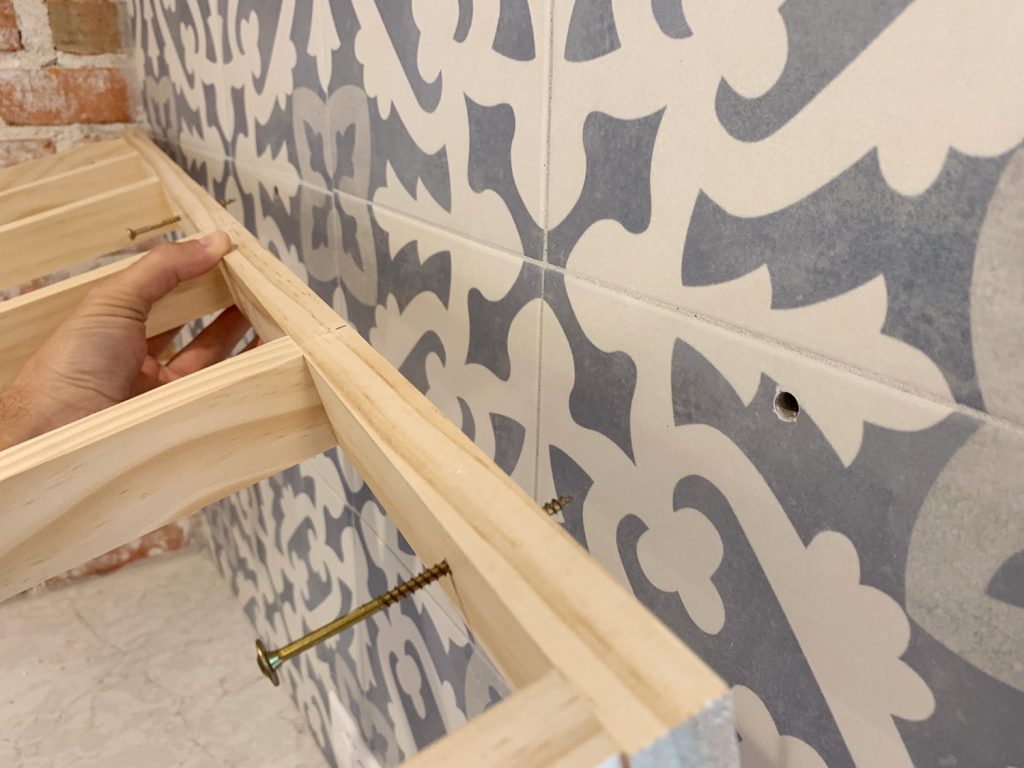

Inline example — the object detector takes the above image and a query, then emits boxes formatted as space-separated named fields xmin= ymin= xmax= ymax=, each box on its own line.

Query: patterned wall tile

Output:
xmin=536 ymin=270 xmax=1024 ymax=768
xmin=546 ymin=1 xmax=1024 ymax=415
xmin=185 ymin=147 xmax=541 ymax=765
xmin=329 ymin=0 xmax=552 ymax=259
xmin=205 ymin=465 xmax=508 ymax=768
xmin=134 ymin=0 xmax=230 ymax=159
xmin=220 ymin=1 xmax=333 ymax=189
xmin=133 ymin=1 xmax=1024 ymax=766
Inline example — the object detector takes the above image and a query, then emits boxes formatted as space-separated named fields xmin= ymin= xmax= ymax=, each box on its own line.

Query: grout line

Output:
xmin=540 ymin=0 xmax=556 ymax=264
xmin=338 ymin=187 xmax=530 ymax=260
xmin=533 ymin=268 xmax=547 ymax=502
xmin=545 ymin=260 xmax=1024 ymax=435
xmin=164 ymin=143 xmax=1024 ymax=436
xmin=531 ymin=0 xmax=557 ymax=502
xmin=215 ymin=146 xmax=536 ymax=263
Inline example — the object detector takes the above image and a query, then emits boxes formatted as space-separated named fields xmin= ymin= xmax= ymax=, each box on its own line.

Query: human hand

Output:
xmin=0 ymin=232 xmax=252 ymax=449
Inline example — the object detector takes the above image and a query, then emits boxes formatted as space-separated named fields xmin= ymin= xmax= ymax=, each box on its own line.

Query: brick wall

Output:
xmin=2 ymin=1 xmax=193 ymax=585
xmin=0 ymin=0 xmax=137 ymax=169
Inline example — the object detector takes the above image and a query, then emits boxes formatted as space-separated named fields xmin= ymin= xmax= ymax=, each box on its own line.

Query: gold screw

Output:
xmin=126 ymin=198 xmax=234 ymax=241
xmin=127 ymin=214 xmax=181 ymax=241
xmin=255 ymin=561 xmax=451 ymax=686
xmin=543 ymin=496 xmax=571 ymax=516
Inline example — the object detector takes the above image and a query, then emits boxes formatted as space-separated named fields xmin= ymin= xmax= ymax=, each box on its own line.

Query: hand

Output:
xmin=0 ymin=232 xmax=252 ymax=449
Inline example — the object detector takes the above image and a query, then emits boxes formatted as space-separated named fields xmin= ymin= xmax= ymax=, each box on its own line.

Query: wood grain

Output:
xmin=126 ymin=129 xmax=730 ymax=756
xmin=0 ymin=177 xmax=178 ymax=290
xmin=400 ymin=670 xmax=618 ymax=768
xmin=0 ymin=337 xmax=335 ymax=601
xmin=0 ymin=152 xmax=148 ymax=226
xmin=0 ymin=137 xmax=131 ymax=192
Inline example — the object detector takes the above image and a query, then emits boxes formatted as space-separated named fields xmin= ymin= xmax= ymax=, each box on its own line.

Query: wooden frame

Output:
xmin=0 ymin=132 xmax=736 ymax=767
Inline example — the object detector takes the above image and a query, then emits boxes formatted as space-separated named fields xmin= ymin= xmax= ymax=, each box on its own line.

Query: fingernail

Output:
xmin=199 ymin=232 xmax=220 ymax=248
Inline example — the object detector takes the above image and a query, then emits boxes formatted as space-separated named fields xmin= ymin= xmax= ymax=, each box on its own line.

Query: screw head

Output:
xmin=256 ymin=639 xmax=280 ymax=687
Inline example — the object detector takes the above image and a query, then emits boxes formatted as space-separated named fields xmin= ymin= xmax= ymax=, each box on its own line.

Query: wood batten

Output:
xmin=400 ymin=671 xmax=619 ymax=768
xmin=0 ymin=152 xmax=149 ymax=226
xmin=0 ymin=177 xmax=177 ymax=290
xmin=0 ymin=249 xmax=234 ymax=388
xmin=124 ymin=130 xmax=337 ymax=342
xmin=0 ymin=130 xmax=736 ymax=765
xmin=124 ymin=129 xmax=731 ymax=758
xmin=0 ymin=337 xmax=335 ymax=601
xmin=0 ymin=136 xmax=131 ymax=192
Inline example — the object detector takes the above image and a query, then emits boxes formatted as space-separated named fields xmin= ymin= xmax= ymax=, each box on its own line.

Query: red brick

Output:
xmin=0 ymin=67 xmax=131 ymax=126
xmin=0 ymin=138 xmax=55 ymax=168
xmin=0 ymin=0 xmax=20 ymax=51
xmin=47 ymin=0 xmax=122 ymax=55
xmin=45 ymin=521 xmax=192 ymax=587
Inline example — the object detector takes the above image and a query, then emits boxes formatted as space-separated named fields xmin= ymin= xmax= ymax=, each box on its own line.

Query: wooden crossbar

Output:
xmin=0 ymin=132 xmax=737 ymax=767
xmin=401 ymin=670 xmax=618 ymax=767
xmin=0 ymin=336 xmax=334 ymax=598
xmin=0 ymin=136 xmax=131 ymax=192
xmin=0 ymin=153 xmax=149 ymax=226
xmin=0 ymin=249 xmax=233 ymax=388
xmin=0 ymin=177 xmax=178 ymax=288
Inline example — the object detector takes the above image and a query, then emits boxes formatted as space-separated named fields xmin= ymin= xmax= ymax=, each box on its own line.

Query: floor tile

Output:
xmin=0 ymin=549 xmax=323 ymax=768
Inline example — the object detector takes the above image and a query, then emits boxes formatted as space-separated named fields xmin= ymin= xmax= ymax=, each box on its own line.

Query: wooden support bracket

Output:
xmin=0 ymin=132 xmax=738 ymax=768
xmin=0 ymin=337 xmax=334 ymax=599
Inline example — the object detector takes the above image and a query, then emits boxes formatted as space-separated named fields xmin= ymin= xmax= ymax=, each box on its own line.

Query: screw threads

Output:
xmin=127 ymin=214 xmax=182 ymax=241
xmin=380 ymin=561 xmax=450 ymax=608
xmin=255 ymin=560 xmax=452 ymax=685
xmin=543 ymin=496 xmax=572 ymax=515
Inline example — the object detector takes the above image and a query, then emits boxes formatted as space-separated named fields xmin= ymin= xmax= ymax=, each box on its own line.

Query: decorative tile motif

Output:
xmin=133 ymin=1 xmax=1024 ymax=766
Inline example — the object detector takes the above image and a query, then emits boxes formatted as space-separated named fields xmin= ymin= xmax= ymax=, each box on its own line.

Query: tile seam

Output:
xmin=533 ymin=0 xmax=557 ymax=501
xmin=165 ymin=144 xmax=1024 ymax=436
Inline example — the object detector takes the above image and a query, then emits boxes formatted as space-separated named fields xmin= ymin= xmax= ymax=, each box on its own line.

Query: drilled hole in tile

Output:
xmin=773 ymin=391 xmax=799 ymax=422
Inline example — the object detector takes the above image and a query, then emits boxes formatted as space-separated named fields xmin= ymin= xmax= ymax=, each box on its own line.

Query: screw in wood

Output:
xmin=543 ymin=496 xmax=571 ymax=516
xmin=127 ymin=215 xmax=182 ymax=241
xmin=126 ymin=198 xmax=235 ymax=241
xmin=255 ymin=561 xmax=451 ymax=686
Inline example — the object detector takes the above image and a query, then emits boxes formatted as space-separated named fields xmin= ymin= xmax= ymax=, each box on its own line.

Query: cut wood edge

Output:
xmin=398 ymin=670 xmax=619 ymax=768
xmin=630 ymin=694 xmax=738 ymax=768
xmin=0 ymin=337 xmax=335 ymax=602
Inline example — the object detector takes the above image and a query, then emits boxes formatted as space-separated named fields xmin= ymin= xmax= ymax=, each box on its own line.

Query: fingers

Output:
xmin=165 ymin=306 xmax=251 ymax=377
xmin=94 ymin=231 xmax=234 ymax=319
xmin=240 ymin=334 xmax=262 ymax=353
xmin=146 ymin=324 xmax=185 ymax=359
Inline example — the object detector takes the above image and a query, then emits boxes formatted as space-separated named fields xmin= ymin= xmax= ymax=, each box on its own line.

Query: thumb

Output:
xmin=96 ymin=231 xmax=233 ymax=318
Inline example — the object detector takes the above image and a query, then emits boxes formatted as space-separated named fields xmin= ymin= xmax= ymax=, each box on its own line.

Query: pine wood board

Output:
xmin=124 ymin=129 xmax=730 ymax=756
xmin=0 ymin=177 xmax=178 ymax=290
xmin=0 ymin=337 xmax=335 ymax=601
xmin=0 ymin=152 xmax=149 ymax=226
xmin=400 ymin=670 xmax=619 ymax=768
xmin=0 ymin=137 xmax=132 ymax=192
